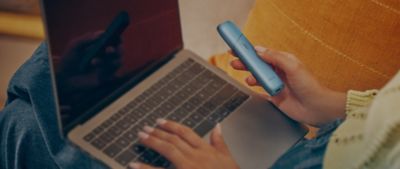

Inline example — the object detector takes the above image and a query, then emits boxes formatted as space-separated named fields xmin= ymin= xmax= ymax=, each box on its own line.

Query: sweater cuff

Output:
xmin=346 ymin=90 xmax=379 ymax=114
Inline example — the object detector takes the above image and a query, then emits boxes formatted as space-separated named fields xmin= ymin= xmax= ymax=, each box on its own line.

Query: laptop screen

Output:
xmin=42 ymin=0 xmax=182 ymax=130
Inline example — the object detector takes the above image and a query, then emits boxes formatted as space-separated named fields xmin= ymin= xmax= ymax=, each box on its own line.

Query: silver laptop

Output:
xmin=41 ymin=0 xmax=306 ymax=168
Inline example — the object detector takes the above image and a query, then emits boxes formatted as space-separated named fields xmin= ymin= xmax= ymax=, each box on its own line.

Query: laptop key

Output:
xmin=189 ymin=113 xmax=204 ymax=122
xmin=117 ymin=119 xmax=132 ymax=130
xmin=157 ymin=89 xmax=171 ymax=100
xmin=224 ymin=92 xmax=249 ymax=111
xmin=182 ymin=102 xmax=196 ymax=112
xmin=91 ymin=138 xmax=108 ymax=149
xmin=109 ymin=126 xmax=124 ymax=136
xmin=182 ymin=118 xmax=196 ymax=128
xmin=145 ymin=97 xmax=160 ymax=108
xmin=167 ymin=113 xmax=184 ymax=122
xmin=148 ymin=114 xmax=161 ymax=124
xmin=176 ymin=90 xmax=191 ymax=100
xmin=131 ymin=144 xmax=147 ymax=154
xmin=139 ymin=103 xmax=153 ymax=112
xmin=202 ymin=101 xmax=218 ymax=111
xmin=153 ymin=107 xmax=168 ymax=116
xmin=127 ymin=110 xmax=141 ymax=119
xmin=208 ymin=112 xmax=223 ymax=123
xmin=103 ymin=119 xmax=114 ymax=127
xmin=193 ymin=92 xmax=207 ymax=101
xmin=160 ymin=101 xmax=175 ymax=113
xmin=137 ymin=119 xmax=153 ymax=128
xmin=84 ymin=132 xmax=96 ymax=142
xmin=115 ymin=137 xmax=131 ymax=148
xmin=130 ymin=126 xmax=142 ymax=136
xmin=189 ymin=63 xmax=205 ymax=73
xmin=183 ymin=85 xmax=195 ymax=93
xmin=194 ymin=120 xmax=216 ymax=137
xmin=174 ymin=75 xmax=189 ymax=86
xmin=209 ymin=80 xmax=226 ymax=91
xmin=136 ymin=94 xmax=147 ymax=102
xmin=122 ymin=130 xmax=137 ymax=141
xmin=202 ymin=86 xmax=219 ymax=97
xmin=132 ymin=108 xmax=146 ymax=117
xmin=92 ymin=126 xmax=104 ymax=134
xmin=195 ymin=107 xmax=211 ymax=117
xmin=190 ymin=77 xmax=206 ymax=89
xmin=188 ymin=96 xmax=202 ymax=105
xmin=200 ymin=88 xmax=216 ymax=100
xmin=126 ymin=115 xmax=139 ymax=124
xmin=214 ymin=107 xmax=231 ymax=118
xmin=115 ymin=149 xmax=137 ymax=166
xmin=103 ymin=143 xmax=123 ymax=158
xmin=236 ymin=91 xmax=250 ymax=102
xmin=119 ymin=107 xmax=130 ymax=115
xmin=128 ymin=99 xmax=140 ymax=108
xmin=97 ymin=131 xmax=114 ymax=143
xmin=197 ymin=71 xmax=212 ymax=84
xmin=173 ymin=107 xmax=187 ymax=116
xmin=168 ymin=95 xmax=184 ymax=105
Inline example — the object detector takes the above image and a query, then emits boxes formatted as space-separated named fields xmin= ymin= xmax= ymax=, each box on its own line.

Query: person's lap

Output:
xmin=0 ymin=43 xmax=340 ymax=169
xmin=0 ymin=43 xmax=107 ymax=169
xmin=270 ymin=119 xmax=342 ymax=169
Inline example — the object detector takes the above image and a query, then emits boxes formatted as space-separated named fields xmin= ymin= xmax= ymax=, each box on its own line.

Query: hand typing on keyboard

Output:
xmin=128 ymin=119 xmax=240 ymax=169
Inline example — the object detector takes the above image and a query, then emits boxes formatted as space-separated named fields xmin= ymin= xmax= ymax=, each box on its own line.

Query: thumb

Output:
xmin=254 ymin=46 xmax=299 ymax=75
xmin=210 ymin=124 xmax=230 ymax=155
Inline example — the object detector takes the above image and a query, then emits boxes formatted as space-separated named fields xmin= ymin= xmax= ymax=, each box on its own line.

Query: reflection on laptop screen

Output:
xmin=43 ymin=0 xmax=182 ymax=128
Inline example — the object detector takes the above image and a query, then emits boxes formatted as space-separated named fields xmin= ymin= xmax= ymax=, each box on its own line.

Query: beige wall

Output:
xmin=0 ymin=0 xmax=255 ymax=109
xmin=180 ymin=0 xmax=254 ymax=58
xmin=0 ymin=36 xmax=41 ymax=108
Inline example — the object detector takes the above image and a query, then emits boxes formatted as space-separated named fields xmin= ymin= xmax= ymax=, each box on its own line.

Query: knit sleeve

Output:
xmin=346 ymin=90 xmax=379 ymax=115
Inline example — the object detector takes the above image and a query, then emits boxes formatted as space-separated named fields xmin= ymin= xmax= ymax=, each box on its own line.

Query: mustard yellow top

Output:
xmin=324 ymin=71 xmax=400 ymax=169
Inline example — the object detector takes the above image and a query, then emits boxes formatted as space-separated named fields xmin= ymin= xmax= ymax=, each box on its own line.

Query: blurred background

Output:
xmin=0 ymin=0 xmax=255 ymax=109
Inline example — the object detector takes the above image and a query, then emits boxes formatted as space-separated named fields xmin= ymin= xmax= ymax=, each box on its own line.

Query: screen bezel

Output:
xmin=40 ymin=0 xmax=184 ymax=136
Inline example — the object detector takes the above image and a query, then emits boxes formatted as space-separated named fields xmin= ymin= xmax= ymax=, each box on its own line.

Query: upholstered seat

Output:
xmin=210 ymin=0 xmax=400 ymax=94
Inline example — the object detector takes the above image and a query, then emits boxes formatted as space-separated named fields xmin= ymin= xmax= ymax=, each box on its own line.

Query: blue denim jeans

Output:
xmin=0 ymin=43 xmax=107 ymax=169
xmin=0 ymin=43 xmax=342 ymax=169
xmin=270 ymin=119 xmax=342 ymax=169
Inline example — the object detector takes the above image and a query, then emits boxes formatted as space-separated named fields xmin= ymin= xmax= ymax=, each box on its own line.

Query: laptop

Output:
xmin=41 ymin=0 xmax=307 ymax=168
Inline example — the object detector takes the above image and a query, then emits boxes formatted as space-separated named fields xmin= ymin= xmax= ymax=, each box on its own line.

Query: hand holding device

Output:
xmin=217 ymin=21 xmax=284 ymax=96
xmin=231 ymin=46 xmax=347 ymax=127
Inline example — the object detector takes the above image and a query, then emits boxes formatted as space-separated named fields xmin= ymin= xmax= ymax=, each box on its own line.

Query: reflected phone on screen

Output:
xmin=217 ymin=21 xmax=284 ymax=96
xmin=79 ymin=11 xmax=130 ymax=72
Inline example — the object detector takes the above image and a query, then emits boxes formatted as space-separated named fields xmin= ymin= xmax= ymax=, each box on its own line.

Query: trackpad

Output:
xmin=217 ymin=97 xmax=306 ymax=169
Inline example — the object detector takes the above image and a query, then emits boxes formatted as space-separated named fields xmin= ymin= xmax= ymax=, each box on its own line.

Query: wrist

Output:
xmin=311 ymin=87 xmax=346 ymax=126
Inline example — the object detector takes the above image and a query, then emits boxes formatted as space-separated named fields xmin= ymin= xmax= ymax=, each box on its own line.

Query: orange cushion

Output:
xmin=210 ymin=0 xmax=400 ymax=93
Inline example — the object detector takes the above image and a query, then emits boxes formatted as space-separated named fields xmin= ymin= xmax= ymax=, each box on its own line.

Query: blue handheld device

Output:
xmin=217 ymin=21 xmax=284 ymax=96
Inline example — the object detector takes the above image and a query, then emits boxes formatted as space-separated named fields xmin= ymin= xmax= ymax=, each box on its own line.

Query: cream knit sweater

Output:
xmin=324 ymin=71 xmax=400 ymax=169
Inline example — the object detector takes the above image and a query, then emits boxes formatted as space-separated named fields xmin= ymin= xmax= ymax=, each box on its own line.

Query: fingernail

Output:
xmin=138 ymin=131 xmax=149 ymax=140
xmin=156 ymin=118 xmax=167 ymax=125
xmin=128 ymin=162 xmax=140 ymax=169
xmin=254 ymin=46 xmax=267 ymax=52
xmin=143 ymin=126 xmax=154 ymax=133
xmin=216 ymin=123 xmax=222 ymax=135
xmin=245 ymin=76 xmax=251 ymax=82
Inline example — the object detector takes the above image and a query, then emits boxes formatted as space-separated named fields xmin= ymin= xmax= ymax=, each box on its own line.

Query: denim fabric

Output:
xmin=270 ymin=119 xmax=343 ymax=169
xmin=0 ymin=43 xmax=107 ymax=169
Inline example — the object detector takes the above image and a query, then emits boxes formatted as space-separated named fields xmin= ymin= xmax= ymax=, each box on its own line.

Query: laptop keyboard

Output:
xmin=82 ymin=59 xmax=249 ymax=168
